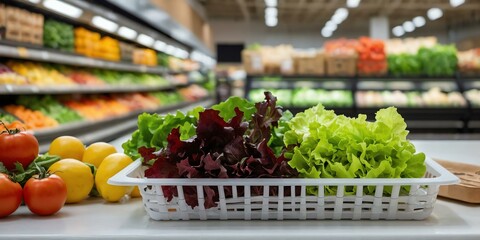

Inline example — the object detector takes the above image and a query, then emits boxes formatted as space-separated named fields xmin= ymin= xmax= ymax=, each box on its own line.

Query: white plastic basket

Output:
xmin=108 ymin=158 xmax=458 ymax=221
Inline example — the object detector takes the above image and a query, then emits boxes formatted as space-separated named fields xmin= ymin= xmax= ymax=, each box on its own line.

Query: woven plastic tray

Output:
xmin=108 ymin=158 xmax=458 ymax=221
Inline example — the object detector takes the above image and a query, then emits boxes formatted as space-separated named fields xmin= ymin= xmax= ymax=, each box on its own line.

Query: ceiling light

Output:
xmin=332 ymin=8 xmax=349 ymax=24
xmin=43 ymin=0 xmax=83 ymax=18
xmin=117 ymin=26 xmax=137 ymax=40
xmin=266 ymin=17 xmax=278 ymax=27
xmin=450 ymin=0 xmax=465 ymax=7
xmin=28 ymin=0 xmax=41 ymax=3
xmin=427 ymin=8 xmax=443 ymax=20
xmin=392 ymin=26 xmax=405 ymax=37
xmin=402 ymin=21 xmax=415 ymax=32
xmin=324 ymin=24 xmax=337 ymax=32
xmin=174 ymin=48 xmax=189 ymax=59
xmin=137 ymin=34 xmax=154 ymax=47
xmin=92 ymin=16 xmax=118 ymax=33
xmin=154 ymin=41 xmax=167 ymax=51
xmin=326 ymin=20 xmax=337 ymax=28
xmin=412 ymin=16 xmax=426 ymax=27
xmin=321 ymin=29 xmax=333 ymax=38
xmin=265 ymin=0 xmax=277 ymax=7
xmin=346 ymin=0 xmax=361 ymax=8
xmin=265 ymin=7 xmax=278 ymax=17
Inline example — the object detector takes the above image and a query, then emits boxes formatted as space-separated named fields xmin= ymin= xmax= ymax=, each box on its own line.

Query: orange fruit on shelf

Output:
xmin=82 ymin=142 xmax=117 ymax=168
xmin=48 ymin=136 xmax=85 ymax=160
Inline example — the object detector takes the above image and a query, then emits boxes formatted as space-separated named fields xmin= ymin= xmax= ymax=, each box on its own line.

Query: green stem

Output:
xmin=33 ymin=162 xmax=48 ymax=179
xmin=0 ymin=120 xmax=20 ymax=134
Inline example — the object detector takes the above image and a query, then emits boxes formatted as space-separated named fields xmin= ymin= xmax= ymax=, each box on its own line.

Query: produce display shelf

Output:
xmin=0 ymin=41 xmax=168 ymax=74
xmin=247 ymin=74 xmax=356 ymax=80
xmin=35 ymin=96 xmax=215 ymax=153
xmin=251 ymin=81 xmax=353 ymax=91
xmin=284 ymin=106 xmax=355 ymax=116
xmin=0 ymin=84 xmax=176 ymax=95
xmin=357 ymin=107 xmax=469 ymax=121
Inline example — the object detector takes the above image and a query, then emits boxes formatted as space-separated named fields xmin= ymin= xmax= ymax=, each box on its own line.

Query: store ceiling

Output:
xmin=198 ymin=0 xmax=480 ymax=28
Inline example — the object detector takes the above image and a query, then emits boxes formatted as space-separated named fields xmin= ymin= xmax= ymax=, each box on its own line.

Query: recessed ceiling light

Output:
xmin=324 ymin=24 xmax=337 ymax=32
xmin=321 ymin=28 xmax=333 ymax=38
xmin=265 ymin=7 xmax=278 ymax=17
xmin=266 ymin=17 xmax=278 ymax=27
xmin=332 ymin=8 xmax=349 ymax=24
xmin=326 ymin=20 xmax=337 ymax=28
xmin=43 ymin=0 xmax=83 ymax=18
xmin=413 ymin=16 xmax=426 ymax=27
xmin=450 ymin=0 xmax=465 ymax=7
xmin=346 ymin=0 xmax=361 ymax=8
xmin=427 ymin=8 xmax=443 ymax=20
xmin=28 ymin=0 xmax=41 ymax=3
xmin=165 ymin=45 xmax=177 ymax=55
xmin=392 ymin=26 xmax=405 ymax=37
xmin=265 ymin=0 xmax=277 ymax=7
xmin=403 ymin=21 xmax=415 ymax=32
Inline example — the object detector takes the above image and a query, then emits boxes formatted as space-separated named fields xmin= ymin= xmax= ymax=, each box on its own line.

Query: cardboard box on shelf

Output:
xmin=325 ymin=55 xmax=357 ymax=76
xmin=293 ymin=52 xmax=324 ymax=75
xmin=242 ymin=50 xmax=263 ymax=74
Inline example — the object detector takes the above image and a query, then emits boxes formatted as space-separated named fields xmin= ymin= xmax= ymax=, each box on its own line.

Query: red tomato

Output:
xmin=0 ymin=173 xmax=22 ymax=218
xmin=0 ymin=127 xmax=39 ymax=171
xmin=23 ymin=174 xmax=67 ymax=216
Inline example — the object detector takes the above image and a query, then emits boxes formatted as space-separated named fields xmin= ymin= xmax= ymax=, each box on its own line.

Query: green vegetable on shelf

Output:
xmin=417 ymin=45 xmax=458 ymax=77
xmin=283 ymin=104 xmax=426 ymax=195
xmin=16 ymin=95 xmax=83 ymax=124
xmin=43 ymin=19 xmax=75 ymax=52
xmin=387 ymin=54 xmax=422 ymax=76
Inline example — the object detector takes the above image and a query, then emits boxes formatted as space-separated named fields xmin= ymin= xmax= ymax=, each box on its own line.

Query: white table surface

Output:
xmin=1 ymin=139 xmax=479 ymax=240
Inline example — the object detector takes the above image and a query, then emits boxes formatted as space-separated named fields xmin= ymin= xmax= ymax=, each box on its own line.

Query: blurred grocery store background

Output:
xmin=1 ymin=0 xmax=480 ymax=152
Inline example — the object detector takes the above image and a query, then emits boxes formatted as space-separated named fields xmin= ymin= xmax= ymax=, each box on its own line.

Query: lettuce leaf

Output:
xmin=285 ymin=104 xmax=426 ymax=195
xmin=122 ymin=107 xmax=203 ymax=160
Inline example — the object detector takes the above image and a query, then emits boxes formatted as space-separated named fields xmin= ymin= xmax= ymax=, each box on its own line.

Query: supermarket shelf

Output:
xmin=36 ymin=96 xmax=215 ymax=153
xmin=247 ymin=74 xmax=356 ymax=80
xmin=357 ymin=107 xmax=469 ymax=121
xmin=284 ymin=106 xmax=355 ymax=116
xmin=0 ymin=41 xmax=168 ymax=74
xmin=0 ymin=84 xmax=176 ymax=95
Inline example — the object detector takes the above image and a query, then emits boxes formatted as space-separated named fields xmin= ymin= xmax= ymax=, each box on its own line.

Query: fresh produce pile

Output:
xmin=457 ymin=49 xmax=480 ymax=73
xmin=284 ymin=104 xmax=426 ymax=195
xmin=356 ymin=88 xmax=467 ymax=107
xmin=1 ymin=125 xmax=140 ymax=218
xmin=464 ymin=89 xmax=480 ymax=107
xmin=356 ymin=37 xmax=387 ymax=76
xmin=387 ymin=54 xmax=421 ymax=76
xmin=43 ymin=19 xmax=74 ymax=52
xmin=249 ymin=89 xmax=353 ymax=107
xmin=123 ymin=92 xmax=426 ymax=208
xmin=17 ymin=95 xmax=83 ymax=124
xmin=4 ymin=105 xmax=59 ymax=130
xmin=75 ymin=28 xmax=120 ymax=61
xmin=178 ymin=84 xmax=209 ymax=102
xmin=3 ymin=61 xmax=170 ymax=87
xmin=133 ymin=48 xmax=157 ymax=66
xmin=417 ymin=45 xmax=458 ymax=77
xmin=7 ymin=61 xmax=75 ymax=86
xmin=0 ymin=64 xmax=29 ymax=85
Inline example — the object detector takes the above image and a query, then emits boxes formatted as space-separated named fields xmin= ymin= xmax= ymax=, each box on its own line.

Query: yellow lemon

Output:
xmin=82 ymin=142 xmax=117 ymax=168
xmin=48 ymin=136 xmax=85 ymax=160
xmin=48 ymin=158 xmax=94 ymax=203
xmin=95 ymin=153 xmax=133 ymax=202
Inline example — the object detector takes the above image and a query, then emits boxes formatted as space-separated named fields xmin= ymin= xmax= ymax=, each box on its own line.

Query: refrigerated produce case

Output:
xmin=0 ymin=0 xmax=216 ymax=152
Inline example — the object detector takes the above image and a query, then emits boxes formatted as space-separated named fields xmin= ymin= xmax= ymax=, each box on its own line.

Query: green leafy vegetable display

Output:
xmin=17 ymin=95 xmax=83 ymax=124
xmin=417 ymin=45 xmax=458 ymax=77
xmin=43 ymin=19 xmax=74 ymax=51
xmin=387 ymin=54 xmax=422 ymax=76
xmin=284 ymin=104 xmax=426 ymax=195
